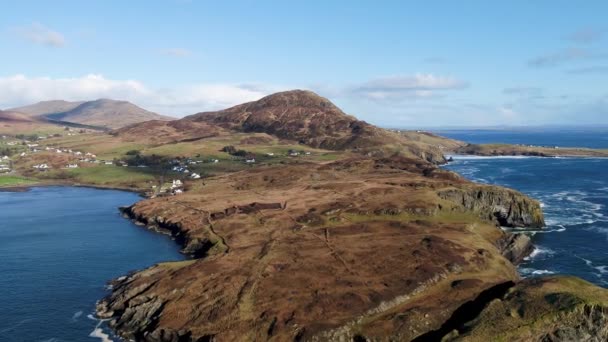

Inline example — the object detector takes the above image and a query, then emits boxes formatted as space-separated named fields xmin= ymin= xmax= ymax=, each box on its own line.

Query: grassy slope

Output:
xmin=0 ymin=175 xmax=36 ymax=187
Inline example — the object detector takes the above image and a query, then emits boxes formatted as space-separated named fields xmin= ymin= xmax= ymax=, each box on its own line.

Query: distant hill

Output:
xmin=10 ymin=99 xmax=172 ymax=129
xmin=118 ymin=90 xmax=464 ymax=163
xmin=0 ymin=110 xmax=36 ymax=123
xmin=9 ymin=100 xmax=84 ymax=117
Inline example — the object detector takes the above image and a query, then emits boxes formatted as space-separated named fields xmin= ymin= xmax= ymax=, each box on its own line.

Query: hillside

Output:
xmin=120 ymin=90 xmax=464 ymax=163
xmin=9 ymin=100 xmax=84 ymax=117
xmin=0 ymin=109 xmax=66 ymax=135
xmin=0 ymin=110 xmax=35 ymax=123
xmin=11 ymin=99 xmax=172 ymax=129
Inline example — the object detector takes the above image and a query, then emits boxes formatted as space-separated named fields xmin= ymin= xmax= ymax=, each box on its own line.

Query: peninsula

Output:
xmin=2 ymin=91 xmax=608 ymax=341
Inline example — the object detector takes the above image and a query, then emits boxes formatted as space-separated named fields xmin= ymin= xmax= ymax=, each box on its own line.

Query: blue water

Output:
xmin=0 ymin=187 xmax=184 ymax=342
xmin=444 ymin=154 xmax=608 ymax=287
xmin=434 ymin=128 xmax=608 ymax=149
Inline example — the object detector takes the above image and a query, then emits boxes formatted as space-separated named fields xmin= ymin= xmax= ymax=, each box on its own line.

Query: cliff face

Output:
xmin=437 ymin=186 xmax=545 ymax=228
xmin=451 ymin=276 xmax=608 ymax=341
xmin=97 ymin=156 xmax=550 ymax=341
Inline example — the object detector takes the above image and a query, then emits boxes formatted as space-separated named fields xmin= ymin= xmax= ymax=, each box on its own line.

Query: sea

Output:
xmin=438 ymin=128 xmax=608 ymax=286
xmin=0 ymin=187 xmax=184 ymax=342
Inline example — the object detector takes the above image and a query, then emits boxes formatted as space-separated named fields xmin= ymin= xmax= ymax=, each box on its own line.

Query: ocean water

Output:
xmin=0 ymin=187 xmax=184 ymax=342
xmin=442 ymin=132 xmax=608 ymax=287
xmin=435 ymin=128 xmax=608 ymax=149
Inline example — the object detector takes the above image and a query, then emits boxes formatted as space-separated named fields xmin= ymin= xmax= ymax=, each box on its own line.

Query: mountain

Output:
xmin=0 ymin=110 xmax=35 ymax=123
xmin=0 ymin=109 xmax=65 ymax=135
xmin=10 ymin=99 xmax=172 ymax=129
xmin=9 ymin=100 xmax=84 ymax=117
xmin=119 ymin=90 xmax=464 ymax=163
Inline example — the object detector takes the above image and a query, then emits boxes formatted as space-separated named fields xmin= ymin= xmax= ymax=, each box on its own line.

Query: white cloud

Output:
xmin=0 ymin=74 xmax=275 ymax=116
xmin=15 ymin=22 xmax=66 ymax=47
xmin=161 ymin=48 xmax=192 ymax=57
xmin=351 ymin=74 xmax=467 ymax=102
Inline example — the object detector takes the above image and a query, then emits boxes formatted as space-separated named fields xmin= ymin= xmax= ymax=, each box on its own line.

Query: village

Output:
xmin=0 ymin=133 xmax=317 ymax=195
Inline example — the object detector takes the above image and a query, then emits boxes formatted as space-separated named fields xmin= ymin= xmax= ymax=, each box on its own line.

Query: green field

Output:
xmin=66 ymin=165 xmax=157 ymax=187
xmin=0 ymin=175 xmax=36 ymax=187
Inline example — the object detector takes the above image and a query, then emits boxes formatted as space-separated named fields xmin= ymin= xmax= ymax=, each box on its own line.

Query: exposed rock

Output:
xmin=451 ymin=276 xmax=608 ymax=341
xmin=498 ymin=233 xmax=534 ymax=264
xmin=437 ymin=187 xmax=545 ymax=228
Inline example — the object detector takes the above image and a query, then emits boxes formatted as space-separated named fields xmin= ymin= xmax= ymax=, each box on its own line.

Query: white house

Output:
xmin=171 ymin=179 xmax=183 ymax=189
xmin=33 ymin=164 xmax=50 ymax=170
xmin=1 ymin=156 xmax=9 ymax=160
xmin=245 ymin=158 xmax=256 ymax=163
xmin=66 ymin=164 xmax=79 ymax=168
xmin=191 ymin=173 xmax=201 ymax=179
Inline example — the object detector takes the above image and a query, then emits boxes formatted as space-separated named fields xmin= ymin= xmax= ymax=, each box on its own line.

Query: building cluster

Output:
xmin=0 ymin=155 xmax=11 ymax=173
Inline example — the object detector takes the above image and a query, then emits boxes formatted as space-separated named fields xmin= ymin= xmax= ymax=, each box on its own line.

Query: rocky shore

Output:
xmin=93 ymin=156 xmax=606 ymax=342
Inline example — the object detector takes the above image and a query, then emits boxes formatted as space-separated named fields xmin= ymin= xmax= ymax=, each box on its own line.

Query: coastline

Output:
xmin=0 ymin=180 xmax=149 ymax=197
xmin=452 ymin=143 xmax=608 ymax=159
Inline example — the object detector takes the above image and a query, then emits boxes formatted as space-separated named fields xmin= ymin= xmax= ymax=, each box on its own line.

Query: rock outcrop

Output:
xmin=437 ymin=187 xmax=545 ymax=228
xmin=451 ymin=276 xmax=608 ymax=341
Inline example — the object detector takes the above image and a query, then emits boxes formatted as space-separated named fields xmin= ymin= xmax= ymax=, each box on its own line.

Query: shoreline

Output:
xmin=0 ymin=180 xmax=149 ymax=197
xmin=447 ymin=153 xmax=608 ymax=160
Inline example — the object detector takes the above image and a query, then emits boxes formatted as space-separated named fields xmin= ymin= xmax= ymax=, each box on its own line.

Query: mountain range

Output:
xmin=8 ymin=99 xmax=172 ymax=129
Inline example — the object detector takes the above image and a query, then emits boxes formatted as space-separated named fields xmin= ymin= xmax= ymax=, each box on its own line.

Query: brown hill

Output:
xmin=11 ymin=99 xmax=172 ymax=129
xmin=120 ymin=90 xmax=464 ymax=163
xmin=0 ymin=110 xmax=36 ymax=123
xmin=9 ymin=100 xmax=84 ymax=117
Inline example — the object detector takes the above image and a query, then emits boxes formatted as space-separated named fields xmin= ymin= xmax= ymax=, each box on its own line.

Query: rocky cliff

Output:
xmin=437 ymin=186 xmax=545 ymax=228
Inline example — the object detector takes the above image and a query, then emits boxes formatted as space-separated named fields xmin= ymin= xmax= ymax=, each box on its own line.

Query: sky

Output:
xmin=1 ymin=0 xmax=607 ymax=128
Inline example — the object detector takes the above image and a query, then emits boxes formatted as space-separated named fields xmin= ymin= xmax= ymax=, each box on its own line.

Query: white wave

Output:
xmin=595 ymin=265 xmax=608 ymax=274
xmin=89 ymin=326 xmax=113 ymax=342
xmin=519 ymin=267 xmax=555 ymax=276
xmin=71 ymin=310 xmax=83 ymax=322
xmin=532 ymin=269 xmax=555 ymax=275
xmin=586 ymin=227 xmax=608 ymax=240
xmin=87 ymin=313 xmax=113 ymax=342
xmin=554 ymin=225 xmax=566 ymax=232
xmin=575 ymin=255 xmax=594 ymax=267
xmin=524 ymin=246 xmax=555 ymax=261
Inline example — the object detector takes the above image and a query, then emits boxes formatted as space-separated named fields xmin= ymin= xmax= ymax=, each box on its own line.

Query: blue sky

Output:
xmin=1 ymin=0 xmax=607 ymax=127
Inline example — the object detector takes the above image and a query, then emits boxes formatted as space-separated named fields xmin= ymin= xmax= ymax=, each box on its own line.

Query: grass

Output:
xmin=66 ymin=165 xmax=157 ymax=187
xmin=0 ymin=175 xmax=36 ymax=187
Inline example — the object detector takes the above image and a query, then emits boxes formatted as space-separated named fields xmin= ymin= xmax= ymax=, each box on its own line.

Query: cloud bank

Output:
xmin=351 ymin=74 xmax=467 ymax=101
xmin=0 ymin=74 xmax=273 ymax=116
